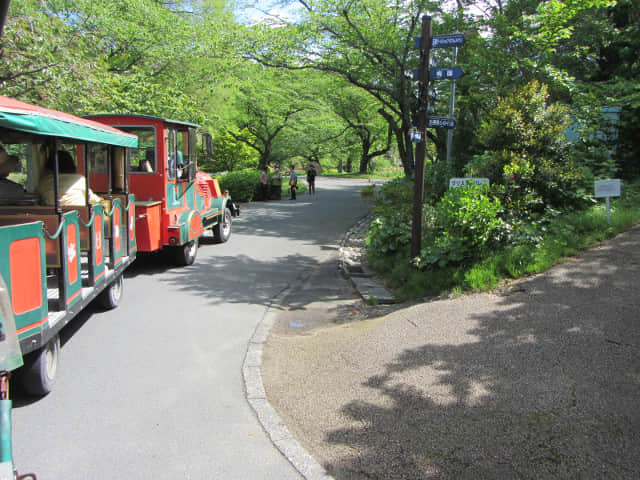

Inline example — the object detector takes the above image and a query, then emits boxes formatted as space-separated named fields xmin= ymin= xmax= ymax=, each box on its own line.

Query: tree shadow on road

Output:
xmin=318 ymin=228 xmax=640 ymax=479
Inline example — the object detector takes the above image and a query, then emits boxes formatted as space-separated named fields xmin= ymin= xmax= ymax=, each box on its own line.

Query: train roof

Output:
xmin=85 ymin=113 xmax=200 ymax=129
xmin=0 ymin=96 xmax=139 ymax=148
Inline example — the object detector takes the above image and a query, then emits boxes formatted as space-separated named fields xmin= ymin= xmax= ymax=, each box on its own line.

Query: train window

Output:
xmin=87 ymin=144 xmax=108 ymax=173
xmin=167 ymin=128 xmax=192 ymax=181
xmin=119 ymin=127 xmax=156 ymax=174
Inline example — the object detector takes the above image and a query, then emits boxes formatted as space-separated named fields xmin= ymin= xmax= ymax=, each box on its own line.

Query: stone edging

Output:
xmin=243 ymin=288 xmax=336 ymax=480
xmin=242 ymin=214 xmax=383 ymax=479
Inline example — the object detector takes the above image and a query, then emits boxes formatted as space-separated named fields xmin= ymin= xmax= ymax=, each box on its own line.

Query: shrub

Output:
xmin=215 ymin=168 xmax=261 ymax=202
xmin=366 ymin=214 xmax=412 ymax=256
xmin=360 ymin=184 xmax=376 ymax=198
xmin=424 ymin=160 xmax=453 ymax=204
xmin=468 ymin=80 xmax=591 ymax=211
xmin=416 ymin=185 xmax=505 ymax=268
xmin=371 ymin=177 xmax=413 ymax=213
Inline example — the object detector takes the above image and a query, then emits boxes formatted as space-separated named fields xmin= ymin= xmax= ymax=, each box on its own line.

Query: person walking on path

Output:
xmin=306 ymin=165 xmax=316 ymax=195
xmin=260 ymin=168 xmax=269 ymax=200
xmin=288 ymin=164 xmax=297 ymax=200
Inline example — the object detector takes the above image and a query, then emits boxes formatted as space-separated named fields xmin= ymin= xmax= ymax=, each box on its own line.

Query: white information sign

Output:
xmin=449 ymin=177 xmax=490 ymax=189
xmin=594 ymin=179 xmax=621 ymax=198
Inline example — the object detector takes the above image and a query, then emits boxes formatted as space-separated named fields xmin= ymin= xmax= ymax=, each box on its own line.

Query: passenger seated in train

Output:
xmin=0 ymin=145 xmax=26 ymax=198
xmin=38 ymin=150 xmax=105 ymax=207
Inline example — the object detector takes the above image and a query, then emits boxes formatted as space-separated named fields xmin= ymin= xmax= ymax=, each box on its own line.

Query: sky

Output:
xmin=234 ymin=0 xmax=302 ymax=25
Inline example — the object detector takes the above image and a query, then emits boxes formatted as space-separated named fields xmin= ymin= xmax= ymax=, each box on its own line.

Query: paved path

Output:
xmin=261 ymin=225 xmax=640 ymax=479
xmin=12 ymin=177 xmax=371 ymax=480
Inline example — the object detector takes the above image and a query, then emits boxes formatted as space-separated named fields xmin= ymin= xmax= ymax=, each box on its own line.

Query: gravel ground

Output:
xmin=261 ymin=225 xmax=640 ymax=479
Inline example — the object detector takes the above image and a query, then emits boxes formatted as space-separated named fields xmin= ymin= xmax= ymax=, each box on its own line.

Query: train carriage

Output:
xmin=86 ymin=114 xmax=239 ymax=266
xmin=0 ymin=96 xmax=138 ymax=395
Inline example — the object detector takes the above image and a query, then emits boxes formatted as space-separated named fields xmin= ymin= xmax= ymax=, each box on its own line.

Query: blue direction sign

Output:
xmin=430 ymin=66 xmax=464 ymax=80
xmin=428 ymin=117 xmax=456 ymax=129
xmin=431 ymin=34 xmax=466 ymax=49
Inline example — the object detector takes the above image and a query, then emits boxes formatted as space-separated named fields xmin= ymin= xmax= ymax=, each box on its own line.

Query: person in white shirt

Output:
xmin=38 ymin=150 xmax=104 ymax=207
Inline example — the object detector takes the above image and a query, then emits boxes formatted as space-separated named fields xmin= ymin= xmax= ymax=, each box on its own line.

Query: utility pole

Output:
xmin=410 ymin=15 xmax=432 ymax=258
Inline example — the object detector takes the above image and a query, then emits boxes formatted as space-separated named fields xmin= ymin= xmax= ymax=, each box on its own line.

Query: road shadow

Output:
xmin=316 ymin=228 xmax=640 ymax=479
xmin=155 ymin=252 xmax=323 ymax=310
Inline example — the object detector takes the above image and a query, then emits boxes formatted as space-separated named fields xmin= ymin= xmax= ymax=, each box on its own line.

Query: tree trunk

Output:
xmin=378 ymin=109 xmax=414 ymax=176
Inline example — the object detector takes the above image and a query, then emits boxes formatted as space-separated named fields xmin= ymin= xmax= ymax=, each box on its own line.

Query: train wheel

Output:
xmin=97 ymin=274 xmax=123 ymax=309
xmin=21 ymin=334 xmax=60 ymax=396
xmin=175 ymin=239 xmax=198 ymax=266
xmin=213 ymin=208 xmax=232 ymax=243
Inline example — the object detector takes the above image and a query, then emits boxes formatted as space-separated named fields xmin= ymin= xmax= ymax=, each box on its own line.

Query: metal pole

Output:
xmin=445 ymin=46 xmax=458 ymax=168
xmin=411 ymin=15 xmax=432 ymax=258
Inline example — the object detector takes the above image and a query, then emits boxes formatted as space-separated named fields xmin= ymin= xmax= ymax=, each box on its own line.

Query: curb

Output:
xmin=243 ymin=285 xmax=336 ymax=480
xmin=241 ymin=213 xmax=384 ymax=480
xmin=339 ymin=214 xmax=396 ymax=305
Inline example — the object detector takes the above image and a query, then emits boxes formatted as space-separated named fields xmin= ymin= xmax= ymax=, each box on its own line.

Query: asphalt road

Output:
xmin=12 ymin=177 xmax=373 ymax=479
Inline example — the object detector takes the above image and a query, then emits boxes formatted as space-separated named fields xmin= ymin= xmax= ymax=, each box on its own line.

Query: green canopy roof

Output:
xmin=0 ymin=96 xmax=138 ymax=148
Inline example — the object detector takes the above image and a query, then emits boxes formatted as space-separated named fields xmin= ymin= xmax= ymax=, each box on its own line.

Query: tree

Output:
xmin=201 ymin=129 xmax=258 ymax=173
xmin=320 ymin=81 xmax=390 ymax=173
xmin=225 ymin=67 xmax=313 ymax=170
xmin=0 ymin=0 xmax=100 ymax=110
xmin=243 ymin=0 xmax=448 ymax=176
xmin=445 ymin=0 xmax=622 ymax=171
xmin=1 ymin=0 xmax=235 ymax=123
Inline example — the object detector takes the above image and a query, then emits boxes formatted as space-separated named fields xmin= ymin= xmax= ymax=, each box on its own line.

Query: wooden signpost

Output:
xmin=410 ymin=16 xmax=465 ymax=257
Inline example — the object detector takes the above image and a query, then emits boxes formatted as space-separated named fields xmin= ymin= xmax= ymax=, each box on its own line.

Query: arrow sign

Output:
xmin=430 ymin=66 xmax=464 ymax=81
xmin=428 ymin=117 xmax=456 ymax=129
xmin=432 ymin=34 xmax=466 ymax=48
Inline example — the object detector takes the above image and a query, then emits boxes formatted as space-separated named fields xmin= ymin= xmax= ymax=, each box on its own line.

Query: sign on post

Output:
xmin=595 ymin=179 xmax=621 ymax=222
xmin=428 ymin=117 xmax=456 ymax=129
xmin=449 ymin=177 xmax=490 ymax=188
xmin=430 ymin=66 xmax=464 ymax=81
xmin=594 ymin=179 xmax=621 ymax=198
xmin=432 ymin=34 xmax=466 ymax=48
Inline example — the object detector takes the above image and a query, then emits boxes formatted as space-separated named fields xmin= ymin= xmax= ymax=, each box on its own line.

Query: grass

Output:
xmin=372 ymin=189 xmax=640 ymax=301
xmin=324 ymin=168 xmax=404 ymax=180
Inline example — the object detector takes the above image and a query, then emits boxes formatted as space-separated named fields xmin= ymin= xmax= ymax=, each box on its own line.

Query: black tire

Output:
xmin=21 ymin=334 xmax=60 ymax=396
xmin=97 ymin=274 xmax=123 ymax=309
xmin=174 ymin=238 xmax=198 ymax=266
xmin=213 ymin=208 xmax=232 ymax=243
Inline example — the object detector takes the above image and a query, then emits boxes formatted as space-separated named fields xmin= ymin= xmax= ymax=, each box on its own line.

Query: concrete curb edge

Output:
xmin=242 ymin=284 xmax=336 ymax=480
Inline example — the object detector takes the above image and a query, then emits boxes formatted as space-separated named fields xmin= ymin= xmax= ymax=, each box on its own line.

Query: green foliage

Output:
xmin=382 ymin=185 xmax=640 ymax=299
xmin=468 ymin=81 xmax=591 ymax=210
xmin=423 ymin=160 xmax=453 ymax=204
xmin=474 ymin=80 xmax=572 ymax=163
xmin=370 ymin=177 xmax=413 ymax=213
xmin=366 ymin=215 xmax=411 ymax=256
xmin=360 ymin=184 xmax=376 ymax=199
xmin=214 ymin=168 xmax=261 ymax=202
xmin=416 ymin=186 xmax=505 ymax=268
xmin=1 ymin=0 xmax=234 ymax=122
xmin=200 ymin=130 xmax=258 ymax=173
